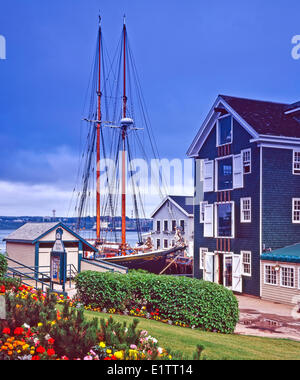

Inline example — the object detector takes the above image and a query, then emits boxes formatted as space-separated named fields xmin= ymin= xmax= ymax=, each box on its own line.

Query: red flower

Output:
xmin=2 ymin=328 xmax=10 ymax=335
xmin=48 ymin=338 xmax=55 ymax=345
xmin=0 ymin=285 xmax=5 ymax=293
xmin=47 ymin=348 xmax=55 ymax=357
xmin=36 ymin=346 xmax=45 ymax=354
xmin=156 ymin=308 xmax=159 ymax=312
xmin=104 ymin=357 xmax=111 ymax=360
xmin=32 ymin=355 xmax=40 ymax=361
xmin=136 ymin=308 xmax=140 ymax=312
xmin=13 ymin=327 xmax=24 ymax=335
xmin=110 ymin=355 xmax=117 ymax=360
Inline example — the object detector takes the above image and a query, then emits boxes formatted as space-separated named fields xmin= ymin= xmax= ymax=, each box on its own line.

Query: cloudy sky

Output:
xmin=0 ymin=0 xmax=299 ymax=217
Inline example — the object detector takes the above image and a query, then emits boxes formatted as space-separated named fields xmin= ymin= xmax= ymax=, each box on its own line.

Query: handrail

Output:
xmin=6 ymin=267 xmax=53 ymax=293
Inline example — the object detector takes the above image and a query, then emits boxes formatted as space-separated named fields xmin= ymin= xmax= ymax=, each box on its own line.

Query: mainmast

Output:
xmin=96 ymin=15 xmax=102 ymax=243
xmin=121 ymin=16 xmax=127 ymax=254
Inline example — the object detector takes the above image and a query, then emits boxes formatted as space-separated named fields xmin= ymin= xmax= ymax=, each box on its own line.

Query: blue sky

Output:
xmin=0 ymin=0 xmax=299 ymax=216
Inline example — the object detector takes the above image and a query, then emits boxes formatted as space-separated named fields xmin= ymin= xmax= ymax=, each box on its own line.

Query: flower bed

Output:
xmin=75 ymin=271 xmax=239 ymax=333
xmin=0 ymin=285 xmax=192 ymax=360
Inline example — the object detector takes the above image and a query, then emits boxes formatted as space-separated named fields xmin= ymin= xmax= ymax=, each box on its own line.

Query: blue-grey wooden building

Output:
xmin=187 ymin=95 xmax=300 ymax=298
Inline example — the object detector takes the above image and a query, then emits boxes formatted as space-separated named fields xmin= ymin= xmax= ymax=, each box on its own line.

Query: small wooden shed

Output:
xmin=3 ymin=222 xmax=97 ymax=274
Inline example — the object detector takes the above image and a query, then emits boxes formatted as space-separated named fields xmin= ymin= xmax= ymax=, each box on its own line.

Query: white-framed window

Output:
xmin=293 ymin=150 xmax=300 ymax=175
xmin=200 ymin=201 xmax=208 ymax=223
xmin=264 ymin=264 xmax=278 ymax=285
xmin=163 ymin=220 xmax=169 ymax=232
xmin=214 ymin=201 xmax=235 ymax=238
xmin=280 ymin=266 xmax=295 ymax=288
xmin=156 ymin=220 xmax=161 ymax=233
xmin=242 ymin=148 xmax=251 ymax=174
xmin=179 ymin=219 xmax=185 ymax=233
xmin=293 ymin=198 xmax=300 ymax=223
xmin=156 ymin=239 xmax=161 ymax=249
xmin=240 ymin=198 xmax=251 ymax=223
xmin=171 ymin=219 xmax=177 ymax=231
xmin=199 ymin=247 xmax=208 ymax=270
xmin=163 ymin=239 xmax=168 ymax=249
xmin=215 ymin=156 xmax=233 ymax=191
xmin=241 ymin=251 xmax=251 ymax=276
xmin=216 ymin=114 xmax=233 ymax=146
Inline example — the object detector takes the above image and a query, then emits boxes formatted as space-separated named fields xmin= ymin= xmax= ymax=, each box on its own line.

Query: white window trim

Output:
xmin=242 ymin=148 xmax=251 ymax=174
xmin=156 ymin=239 xmax=161 ymax=249
xmin=280 ymin=265 xmax=296 ymax=289
xmin=200 ymin=201 xmax=208 ymax=223
xmin=240 ymin=197 xmax=252 ymax=223
xmin=171 ymin=219 xmax=177 ymax=231
xmin=292 ymin=198 xmax=300 ymax=224
xmin=263 ymin=263 xmax=278 ymax=286
xmin=163 ymin=219 xmax=169 ymax=232
xmin=215 ymin=155 xmax=234 ymax=191
xmin=203 ymin=204 xmax=214 ymax=237
xmin=241 ymin=251 xmax=252 ymax=277
xmin=163 ymin=239 xmax=169 ymax=248
xmin=214 ymin=201 xmax=235 ymax=239
xmin=179 ymin=219 xmax=185 ymax=232
xmin=156 ymin=220 xmax=161 ymax=232
xmin=216 ymin=114 xmax=233 ymax=147
xmin=199 ymin=247 xmax=208 ymax=270
xmin=293 ymin=149 xmax=300 ymax=175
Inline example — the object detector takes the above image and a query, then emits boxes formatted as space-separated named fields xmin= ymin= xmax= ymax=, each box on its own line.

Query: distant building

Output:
xmin=187 ymin=94 xmax=300 ymax=303
xmin=150 ymin=195 xmax=194 ymax=256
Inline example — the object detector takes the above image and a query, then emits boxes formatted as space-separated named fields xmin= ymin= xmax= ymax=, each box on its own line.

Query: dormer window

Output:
xmin=217 ymin=115 xmax=232 ymax=146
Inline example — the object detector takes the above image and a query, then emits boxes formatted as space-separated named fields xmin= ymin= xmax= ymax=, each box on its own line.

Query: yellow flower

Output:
xmin=168 ymin=355 xmax=172 ymax=359
xmin=37 ymin=323 xmax=43 ymax=327
xmin=30 ymin=350 xmax=35 ymax=355
xmin=99 ymin=342 xmax=106 ymax=348
xmin=114 ymin=351 xmax=124 ymax=360
xmin=106 ymin=349 xmax=112 ymax=354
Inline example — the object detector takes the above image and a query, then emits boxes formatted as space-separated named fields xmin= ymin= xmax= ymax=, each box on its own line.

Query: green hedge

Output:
xmin=75 ymin=271 xmax=239 ymax=334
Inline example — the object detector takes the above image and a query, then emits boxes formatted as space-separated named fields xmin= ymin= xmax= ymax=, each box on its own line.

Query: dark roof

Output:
xmin=261 ymin=243 xmax=300 ymax=263
xmin=4 ymin=222 xmax=59 ymax=242
xmin=220 ymin=95 xmax=300 ymax=138
xmin=169 ymin=195 xmax=194 ymax=215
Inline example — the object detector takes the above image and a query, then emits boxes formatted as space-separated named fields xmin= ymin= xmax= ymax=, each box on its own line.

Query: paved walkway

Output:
xmin=235 ymin=295 xmax=300 ymax=341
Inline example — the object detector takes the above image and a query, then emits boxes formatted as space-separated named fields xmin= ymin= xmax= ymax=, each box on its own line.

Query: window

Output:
xmin=215 ymin=202 xmax=235 ymax=238
xmin=156 ymin=239 xmax=161 ymax=249
xmin=200 ymin=201 xmax=208 ymax=223
xmin=280 ymin=266 xmax=295 ymax=288
xmin=241 ymin=251 xmax=251 ymax=276
xmin=217 ymin=157 xmax=233 ymax=190
xmin=163 ymin=239 xmax=168 ymax=249
xmin=171 ymin=220 xmax=177 ymax=231
xmin=293 ymin=150 xmax=300 ymax=175
xmin=203 ymin=160 xmax=214 ymax=192
xmin=264 ymin=264 xmax=278 ymax=285
xmin=199 ymin=248 xmax=208 ymax=270
xmin=242 ymin=149 xmax=251 ymax=174
xmin=241 ymin=198 xmax=251 ymax=223
xmin=203 ymin=204 xmax=214 ymax=237
xmin=217 ymin=115 xmax=232 ymax=146
xmin=163 ymin=220 xmax=169 ymax=232
xmin=156 ymin=220 xmax=161 ymax=233
xmin=179 ymin=219 xmax=185 ymax=233
xmin=293 ymin=198 xmax=300 ymax=223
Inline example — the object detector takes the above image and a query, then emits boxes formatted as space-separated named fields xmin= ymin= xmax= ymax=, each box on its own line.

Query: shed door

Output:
xmin=204 ymin=253 xmax=214 ymax=282
xmin=232 ymin=254 xmax=242 ymax=293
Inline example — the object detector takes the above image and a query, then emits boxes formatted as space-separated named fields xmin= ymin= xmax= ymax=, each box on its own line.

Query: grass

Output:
xmin=82 ymin=309 xmax=300 ymax=360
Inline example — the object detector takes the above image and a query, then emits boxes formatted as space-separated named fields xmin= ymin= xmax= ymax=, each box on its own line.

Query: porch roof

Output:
xmin=261 ymin=243 xmax=300 ymax=263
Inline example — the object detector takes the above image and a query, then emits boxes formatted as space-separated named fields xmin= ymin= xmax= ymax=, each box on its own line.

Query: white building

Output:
xmin=150 ymin=195 xmax=194 ymax=256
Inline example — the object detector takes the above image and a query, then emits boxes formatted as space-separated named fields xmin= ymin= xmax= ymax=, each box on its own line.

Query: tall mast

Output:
xmin=96 ymin=15 xmax=102 ymax=243
xmin=121 ymin=16 xmax=127 ymax=254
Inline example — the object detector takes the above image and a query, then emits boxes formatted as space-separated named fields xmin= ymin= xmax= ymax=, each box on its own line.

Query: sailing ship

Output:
xmin=73 ymin=16 xmax=187 ymax=274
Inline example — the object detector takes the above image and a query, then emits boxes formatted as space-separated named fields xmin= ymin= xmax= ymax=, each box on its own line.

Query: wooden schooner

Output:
xmin=74 ymin=16 xmax=186 ymax=274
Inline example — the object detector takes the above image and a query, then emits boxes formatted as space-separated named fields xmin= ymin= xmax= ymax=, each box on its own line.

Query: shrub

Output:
xmin=0 ymin=254 xmax=7 ymax=276
xmin=0 ymin=277 xmax=22 ymax=291
xmin=75 ymin=271 xmax=239 ymax=334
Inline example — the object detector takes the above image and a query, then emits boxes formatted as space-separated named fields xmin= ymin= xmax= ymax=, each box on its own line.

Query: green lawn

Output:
xmin=83 ymin=310 xmax=300 ymax=360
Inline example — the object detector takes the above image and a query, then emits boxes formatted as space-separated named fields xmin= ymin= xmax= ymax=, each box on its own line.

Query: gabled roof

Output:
xmin=221 ymin=95 xmax=300 ymax=138
xmin=4 ymin=222 xmax=59 ymax=242
xmin=187 ymin=94 xmax=300 ymax=157
xmin=261 ymin=243 xmax=300 ymax=263
xmin=150 ymin=195 xmax=194 ymax=218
